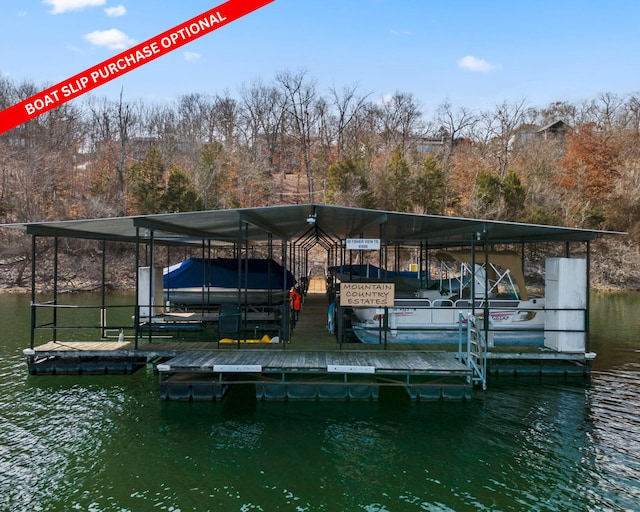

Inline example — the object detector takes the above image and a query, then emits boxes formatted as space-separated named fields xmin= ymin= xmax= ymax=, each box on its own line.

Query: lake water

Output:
xmin=1 ymin=292 xmax=639 ymax=511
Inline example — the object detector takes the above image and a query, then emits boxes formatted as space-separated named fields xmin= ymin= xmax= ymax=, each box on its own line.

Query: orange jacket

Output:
xmin=288 ymin=288 xmax=302 ymax=311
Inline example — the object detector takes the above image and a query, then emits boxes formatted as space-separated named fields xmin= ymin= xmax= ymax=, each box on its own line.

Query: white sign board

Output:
xmin=327 ymin=365 xmax=376 ymax=374
xmin=346 ymin=238 xmax=381 ymax=250
xmin=213 ymin=365 xmax=262 ymax=373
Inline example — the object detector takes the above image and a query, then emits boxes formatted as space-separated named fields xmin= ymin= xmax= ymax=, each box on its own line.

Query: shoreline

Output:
xmin=1 ymin=237 xmax=637 ymax=294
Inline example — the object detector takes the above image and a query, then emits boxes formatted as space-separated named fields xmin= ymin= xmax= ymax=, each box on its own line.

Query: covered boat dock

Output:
xmin=5 ymin=204 xmax=621 ymax=400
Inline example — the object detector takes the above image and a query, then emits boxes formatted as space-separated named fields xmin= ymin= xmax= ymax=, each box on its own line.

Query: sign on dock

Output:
xmin=346 ymin=238 xmax=381 ymax=250
xmin=340 ymin=282 xmax=395 ymax=307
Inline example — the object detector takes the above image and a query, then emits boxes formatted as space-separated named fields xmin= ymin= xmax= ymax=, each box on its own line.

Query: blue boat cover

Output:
xmin=164 ymin=258 xmax=295 ymax=290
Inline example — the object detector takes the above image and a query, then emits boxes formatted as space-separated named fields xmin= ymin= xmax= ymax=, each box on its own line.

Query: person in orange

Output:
xmin=288 ymin=286 xmax=302 ymax=322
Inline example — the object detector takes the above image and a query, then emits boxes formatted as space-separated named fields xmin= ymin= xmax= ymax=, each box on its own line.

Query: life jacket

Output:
xmin=289 ymin=288 xmax=302 ymax=310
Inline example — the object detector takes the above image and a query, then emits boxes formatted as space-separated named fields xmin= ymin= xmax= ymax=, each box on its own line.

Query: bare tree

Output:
xmin=140 ymin=101 xmax=182 ymax=164
xmin=176 ymin=93 xmax=211 ymax=143
xmin=239 ymin=79 xmax=287 ymax=174
xmin=275 ymin=69 xmax=321 ymax=202
xmin=622 ymin=94 xmax=640 ymax=135
xmin=329 ymin=84 xmax=371 ymax=160
xmin=586 ymin=92 xmax=625 ymax=131
xmin=378 ymin=91 xmax=424 ymax=152
xmin=0 ymin=79 xmax=84 ymax=222
xmin=85 ymin=90 xmax=138 ymax=215
xmin=213 ymin=93 xmax=240 ymax=149
xmin=435 ymin=100 xmax=478 ymax=151
xmin=480 ymin=99 xmax=533 ymax=179
xmin=534 ymin=100 xmax=578 ymax=127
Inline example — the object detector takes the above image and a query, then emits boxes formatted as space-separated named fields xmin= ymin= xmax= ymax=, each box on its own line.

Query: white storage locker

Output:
xmin=544 ymin=258 xmax=587 ymax=352
xmin=138 ymin=266 xmax=164 ymax=318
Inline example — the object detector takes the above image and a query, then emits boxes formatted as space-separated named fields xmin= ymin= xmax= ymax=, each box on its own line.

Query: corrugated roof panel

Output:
xmin=2 ymin=204 xmax=623 ymax=246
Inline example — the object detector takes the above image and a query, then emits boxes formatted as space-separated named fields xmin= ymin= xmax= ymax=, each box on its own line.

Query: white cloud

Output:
xmin=104 ymin=5 xmax=126 ymax=17
xmin=377 ymin=93 xmax=393 ymax=105
xmin=44 ymin=0 xmax=106 ymax=14
xmin=17 ymin=10 xmax=28 ymax=16
xmin=458 ymin=55 xmax=500 ymax=73
xmin=183 ymin=51 xmax=201 ymax=62
xmin=84 ymin=28 xmax=135 ymax=50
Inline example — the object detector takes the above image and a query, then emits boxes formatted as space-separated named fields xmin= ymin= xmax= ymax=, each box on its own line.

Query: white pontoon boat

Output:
xmin=349 ymin=250 xmax=544 ymax=345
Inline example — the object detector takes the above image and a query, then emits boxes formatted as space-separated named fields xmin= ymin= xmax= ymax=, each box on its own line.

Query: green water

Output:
xmin=1 ymin=292 xmax=639 ymax=511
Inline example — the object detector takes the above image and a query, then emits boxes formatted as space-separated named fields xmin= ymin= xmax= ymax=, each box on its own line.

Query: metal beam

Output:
xmin=346 ymin=213 xmax=388 ymax=238
xmin=390 ymin=221 xmax=481 ymax=243
xmin=240 ymin=211 xmax=293 ymax=240
xmin=25 ymin=224 xmax=136 ymax=241
xmin=134 ymin=217 xmax=221 ymax=239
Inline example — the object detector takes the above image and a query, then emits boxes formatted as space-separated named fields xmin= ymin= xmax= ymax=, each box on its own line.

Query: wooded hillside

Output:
xmin=1 ymin=70 xmax=639 ymax=289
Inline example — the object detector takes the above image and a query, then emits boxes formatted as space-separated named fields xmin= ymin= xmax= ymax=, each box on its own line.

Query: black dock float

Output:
xmin=27 ymin=355 xmax=149 ymax=375
xmin=486 ymin=351 xmax=595 ymax=377
xmin=23 ymin=341 xmax=178 ymax=376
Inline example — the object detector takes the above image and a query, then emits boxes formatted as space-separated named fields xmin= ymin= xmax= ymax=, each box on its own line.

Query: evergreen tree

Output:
xmin=385 ymin=148 xmax=413 ymax=212
xmin=326 ymin=159 xmax=369 ymax=207
xmin=197 ymin=141 xmax=228 ymax=210
xmin=474 ymin=169 xmax=501 ymax=213
xmin=161 ymin=165 xmax=203 ymax=213
xmin=126 ymin=147 xmax=165 ymax=214
xmin=502 ymin=168 xmax=526 ymax=220
xmin=413 ymin=154 xmax=446 ymax=214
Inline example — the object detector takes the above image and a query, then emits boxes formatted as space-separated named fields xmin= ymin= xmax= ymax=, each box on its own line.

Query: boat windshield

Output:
xmin=435 ymin=250 xmax=527 ymax=300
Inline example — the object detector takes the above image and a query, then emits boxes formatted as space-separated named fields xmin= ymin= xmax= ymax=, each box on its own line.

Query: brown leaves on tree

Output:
xmin=558 ymin=123 xmax=622 ymax=201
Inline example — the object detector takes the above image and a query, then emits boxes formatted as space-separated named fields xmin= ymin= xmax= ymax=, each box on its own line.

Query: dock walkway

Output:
xmin=154 ymin=294 xmax=474 ymax=400
xmin=161 ymin=349 xmax=469 ymax=376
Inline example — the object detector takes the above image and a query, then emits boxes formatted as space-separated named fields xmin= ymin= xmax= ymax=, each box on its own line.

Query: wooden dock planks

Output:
xmin=161 ymin=349 xmax=470 ymax=377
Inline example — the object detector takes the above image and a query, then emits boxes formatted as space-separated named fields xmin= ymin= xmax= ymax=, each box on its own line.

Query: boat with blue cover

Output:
xmin=164 ymin=257 xmax=295 ymax=306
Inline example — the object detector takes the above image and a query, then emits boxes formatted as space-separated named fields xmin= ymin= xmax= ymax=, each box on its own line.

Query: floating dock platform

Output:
xmin=157 ymin=349 xmax=473 ymax=401
xmin=24 ymin=294 xmax=594 ymax=401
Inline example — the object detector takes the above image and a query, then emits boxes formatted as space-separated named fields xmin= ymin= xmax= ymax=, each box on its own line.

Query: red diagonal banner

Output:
xmin=0 ymin=0 xmax=274 ymax=135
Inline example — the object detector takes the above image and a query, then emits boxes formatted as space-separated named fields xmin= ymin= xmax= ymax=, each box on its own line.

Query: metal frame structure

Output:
xmin=8 ymin=204 xmax=622 ymax=356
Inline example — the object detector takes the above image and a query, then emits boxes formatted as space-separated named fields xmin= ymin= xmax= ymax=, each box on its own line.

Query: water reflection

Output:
xmin=0 ymin=292 xmax=639 ymax=511
xmin=587 ymin=369 xmax=640 ymax=509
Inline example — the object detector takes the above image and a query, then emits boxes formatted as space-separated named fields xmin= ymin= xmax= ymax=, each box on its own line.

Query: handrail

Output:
xmin=31 ymin=302 xmax=138 ymax=339
xmin=32 ymin=302 xmax=133 ymax=309
xmin=458 ymin=312 xmax=487 ymax=390
xmin=30 ymin=300 xmax=286 ymax=345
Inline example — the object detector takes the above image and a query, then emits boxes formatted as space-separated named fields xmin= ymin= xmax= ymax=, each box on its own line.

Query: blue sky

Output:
xmin=2 ymin=0 xmax=640 ymax=115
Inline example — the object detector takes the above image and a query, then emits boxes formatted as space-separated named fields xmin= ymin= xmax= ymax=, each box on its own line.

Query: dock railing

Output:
xmin=29 ymin=298 xmax=290 ymax=349
xmin=30 ymin=300 xmax=137 ymax=348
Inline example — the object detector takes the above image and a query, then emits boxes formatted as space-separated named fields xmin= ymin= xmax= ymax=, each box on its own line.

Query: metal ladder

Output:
xmin=458 ymin=313 xmax=487 ymax=390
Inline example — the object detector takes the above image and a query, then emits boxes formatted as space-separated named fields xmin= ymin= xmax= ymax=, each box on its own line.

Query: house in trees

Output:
xmin=414 ymin=136 xmax=445 ymax=154
xmin=537 ymin=120 xmax=571 ymax=139
xmin=411 ymin=136 xmax=472 ymax=155
xmin=512 ymin=120 xmax=571 ymax=145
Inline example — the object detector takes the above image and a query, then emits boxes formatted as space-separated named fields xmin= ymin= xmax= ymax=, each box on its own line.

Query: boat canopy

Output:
xmin=328 ymin=264 xmax=426 ymax=280
xmin=435 ymin=250 xmax=529 ymax=301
